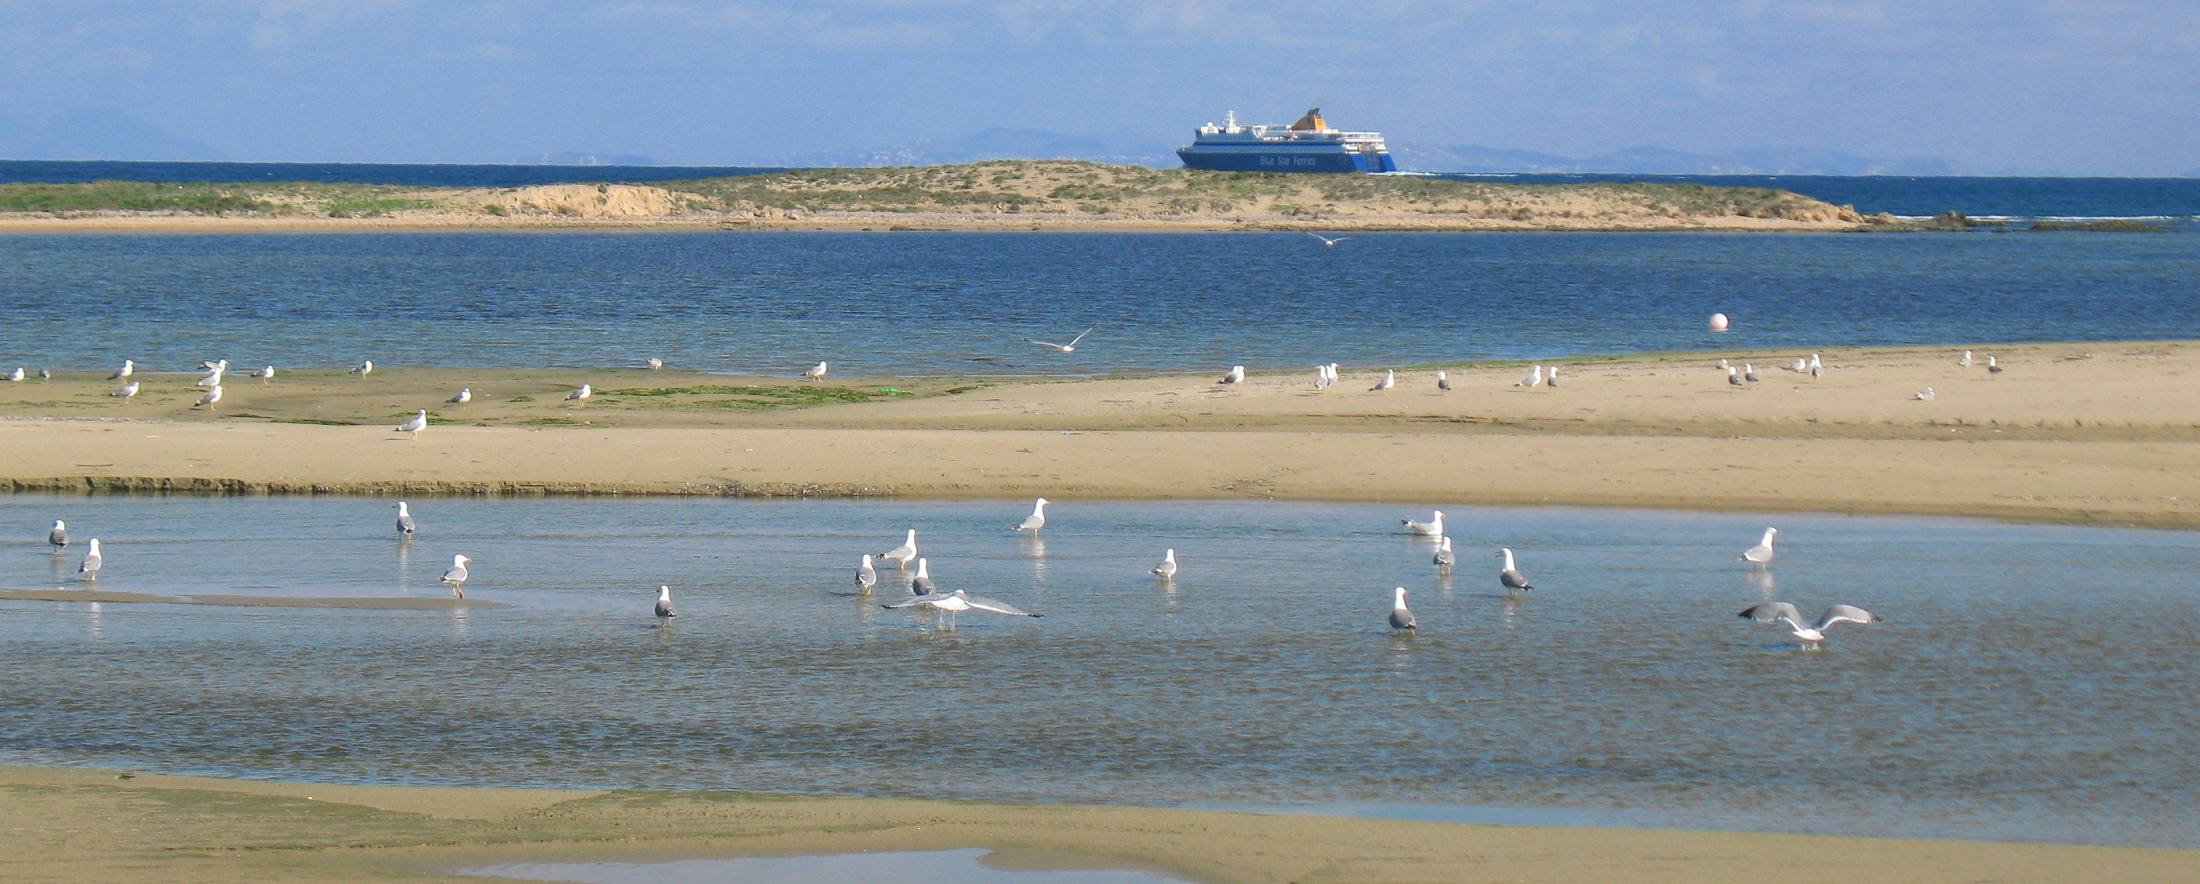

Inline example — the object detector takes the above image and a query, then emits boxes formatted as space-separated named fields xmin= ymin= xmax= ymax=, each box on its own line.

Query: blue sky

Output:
xmin=3 ymin=1 xmax=2196 ymax=174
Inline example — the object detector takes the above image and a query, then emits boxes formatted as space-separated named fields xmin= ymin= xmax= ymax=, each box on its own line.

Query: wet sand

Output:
xmin=2 ymin=341 xmax=2196 ymax=528
xmin=2 ymin=765 xmax=2192 ymax=883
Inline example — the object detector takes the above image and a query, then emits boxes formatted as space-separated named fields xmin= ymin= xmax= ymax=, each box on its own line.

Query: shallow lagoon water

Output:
xmin=2 ymin=495 xmax=2196 ymax=848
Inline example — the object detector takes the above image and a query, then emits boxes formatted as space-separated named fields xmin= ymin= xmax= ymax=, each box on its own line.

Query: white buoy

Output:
xmin=1708 ymin=312 xmax=1731 ymax=332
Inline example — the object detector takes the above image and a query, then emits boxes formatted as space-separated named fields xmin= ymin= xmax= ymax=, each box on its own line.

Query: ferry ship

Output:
xmin=1176 ymin=108 xmax=1398 ymax=173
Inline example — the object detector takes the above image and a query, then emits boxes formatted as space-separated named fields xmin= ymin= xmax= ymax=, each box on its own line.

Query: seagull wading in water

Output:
xmin=78 ymin=538 xmax=102 ymax=582
xmin=1740 ymin=527 xmax=1780 ymax=567
xmin=1402 ymin=510 xmax=1444 ymax=537
xmin=1389 ymin=587 xmax=1417 ymax=632
xmin=1152 ymin=548 xmax=1178 ymax=579
xmin=1497 ymin=547 xmax=1533 ymax=591
xmin=883 ymin=587 xmax=1043 ymax=629
xmin=1737 ymin=602 xmax=1880 ymax=647
xmin=855 ymin=554 xmax=878 ymax=594
xmin=396 ymin=501 xmax=415 ymax=536
xmin=907 ymin=557 xmax=937 ymax=597
xmin=48 ymin=519 xmax=69 ymax=552
xmin=1014 ymin=498 xmax=1050 ymax=534
xmin=1433 ymin=536 xmax=1455 ymax=569
xmin=440 ymin=554 xmax=471 ymax=598
xmin=1030 ymin=327 xmax=1094 ymax=353
xmin=880 ymin=529 xmax=918 ymax=570
xmin=654 ymin=585 xmax=677 ymax=622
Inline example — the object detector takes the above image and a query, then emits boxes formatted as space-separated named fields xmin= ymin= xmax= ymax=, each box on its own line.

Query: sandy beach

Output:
xmin=1 ymin=764 xmax=2191 ymax=883
xmin=2 ymin=341 xmax=2195 ymax=528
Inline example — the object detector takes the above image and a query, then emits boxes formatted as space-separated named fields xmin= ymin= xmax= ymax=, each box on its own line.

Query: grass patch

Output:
xmin=0 ymin=181 xmax=275 ymax=214
xmin=322 ymin=195 xmax=439 ymax=217
xmin=516 ymin=417 xmax=583 ymax=426
xmin=272 ymin=418 xmax=359 ymax=426
xmin=602 ymin=384 xmax=918 ymax=410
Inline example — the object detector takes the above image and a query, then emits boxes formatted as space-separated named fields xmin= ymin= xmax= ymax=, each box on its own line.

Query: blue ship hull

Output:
xmin=1178 ymin=149 xmax=1397 ymax=174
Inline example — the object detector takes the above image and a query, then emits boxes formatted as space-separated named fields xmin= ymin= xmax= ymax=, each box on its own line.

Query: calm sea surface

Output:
xmin=3 ymin=231 xmax=2196 ymax=375
xmin=2 ymin=496 xmax=2195 ymax=848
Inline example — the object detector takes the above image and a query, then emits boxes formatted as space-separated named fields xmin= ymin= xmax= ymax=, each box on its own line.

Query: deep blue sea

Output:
xmin=1 ymin=230 xmax=2195 ymax=375
xmin=3 ymin=159 xmax=2197 ymax=220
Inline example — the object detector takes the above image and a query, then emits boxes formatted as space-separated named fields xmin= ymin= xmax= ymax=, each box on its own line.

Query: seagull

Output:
xmin=1389 ymin=587 xmax=1417 ymax=632
xmin=199 ymin=359 xmax=229 ymax=373
xmin=395 ymin=501 xmax=417 ymax=536
xmin=449 ymin=388 xmax=472 ymax=405
xmin=48 ymin=519 xmax=68 ymax=551
xmin=882 ymin=588 xmax=1042 ymax=629
xmin=880 ymin=529 xmax=918 ymax=570
xmin=1915 ymin=386 xmax=1936 ymax=401
xmin=1326 ymin=363 xmax=1339 ymax=388
xmin=1497 ymin=547 xmax=1533 ymax=591
xmin=1432 ymin=536 xmax=1455 ymax=569
xmin=654 ymin=585 xmax=677 ymax=622
xmin=1545 ymin=365 xmax=1560 ymax=389
xmin=646 ymin=357 xmax=664 ymax=370
xmin=1152 ymin=548 xmax=1178 ymax=579
xmin=1370 ymin=369 xmax=1395 ymax=392
xmin=1743 ymin=363 xmax=1759 ymax=383
xmin=1808 ymin=353 xmax=1823 ymax=373
xmin=1987 ymin=355 xmax=2003 ymax=375
xmin=193 ymin=385 xmax=223 ymax=409
xmin=194 ymin=368 xmax=224 ymax=388
xmin=1436 ymin=370 xmax=1451 ymax=392
xmin=350 ymin=359 xmax=373 ymax=378
xmin=802 ymin=361 xmax=828 ymax=380
xmin=1029 ymin=326 xmax=1094 ymax=353
xmin=1014 ymin=497 xmax=1050 ymax=534
xmin=1312 ymin=365 xmax=1330 ymax=390
xmin=395 ymin=409 xmax=427 ymax=438
xmin=855 ymin=554 xmax=878 ymax=594
xmin=77 ymin=538 xmax=102 ymax=582
xmin=1716 ymin=358 xmax=1730 ymax=371
xmin=114 ymin=381 xmax=140 ymax=399
xmin=1789 ymin=357 xmax=1808 ymax=373
xmin=1810 ymin=364 xmax=1824 ymax=379
xmin=1727 ymin=366 xmax=1745 ymax=387
xmin=1740 ymin=527 xmax=1780 ymax=567
xmin=1306 ymin=232 xmax=1350 ymax=247
xmin=38 ymin=368 xmax=50 ymax=380
xmin=249 ymin=365 xmax=275 ymax=380
xmin=1737 ymin=602 xmax=1880 ymax=646
xmin=1402 ymin=510 xmax=1444 ymax=537
xmin=440 ymin=554 xmax=471 ymax=598
xmin=6 ymin=367 xmax=21 ymax=382
xmin=1219 ymin=365 xmax=1245 ymax=385
xmin=1959 ymin=350 xmax=1973 ymax=368
xmin=1520 ymin=365 xmax=1544 ymax=387
xmin=108 ymin=359 xmax=134 ymax=381
xmin=567 ymin=384 xmax=592 ymax=402
xmin=907 ymin=557 xmax=937 ymax=597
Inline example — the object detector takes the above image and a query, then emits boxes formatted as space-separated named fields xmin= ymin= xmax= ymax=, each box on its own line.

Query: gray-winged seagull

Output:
xmin=1740 ymin=527 xmax=1780 ymax=567
xmin=1737 ymin=602 xmax=1880 ymax=646
xmin=440 ymin=554 xmax=471 ymax=598
xmin=1389 ymin=587 xmax=1416 ymax=631
xmin=1497 ymin=547 xmax=1533 ymax=591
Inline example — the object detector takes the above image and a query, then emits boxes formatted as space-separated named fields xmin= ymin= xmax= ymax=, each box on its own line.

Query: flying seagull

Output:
xmin=396 ymin=501 xmax=415 ymax=536
xmin=350 ymin=359 xmax=373 ymax=378
xmin=1739 ymin=527 xmax=1780 ymax=567
xmin=855 ymin=554 xmax=878 ymax=594
xmin=1497 ymin=547 xmax=1533 ymax=591
xmin=1219 ymin=365 xmax=1245 ymax=385
xmin=880 ymin=529 xmax=918 ymax=570
xmin=1389 ymin=587 xmax=1417 ymax=632
xmin=78 ymin=538 xmax=102 ymax=582
xmin=654 ymin=585 xmax=677 ymax=622
xmin=193 ymin=385 xmax=223 ymax=409
xmin=1432 ymin=536 xmax=1455 ymax=569
xmin=567 ymin=384 xmax=592 ymax=401
xmin=1306 ymin=232 xmax=1350 ymax=247
xmin=1369 ymin=369 xmax=1395 ymax=392
xmin=108 ymin=359 xmax=134 ymax=381
xmin=1737 ymin=602 xmax=1880 ymax=646
xmin=1014 ymin=498 xmax=1050 ymax=534
xmin=48 ymin=519 xmax=68 ymax=551
xmin=396 ymin=409 xmax=428 ymax=438
xmin=1402 ymin=510 xmax=1444 ymax=537
xmin=440 ymin=554 xmax=471 ymax=598
xmin=1152 ymin=548 xmax=1178 ymax=580
xmin=1029 ymin=327 xmax=1094 ymax=353
xmin=449 ymin=388 xmax=472 ymax=405
xmin=803 ymin=361 xmax=828 ymax=381
xmin=882 ymin=588 xmax=1043 ymax=629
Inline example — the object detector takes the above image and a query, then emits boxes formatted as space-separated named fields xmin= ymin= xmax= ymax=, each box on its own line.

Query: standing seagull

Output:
xmin=395 ymin=501 xmax=416 ymax=536
xmin=194 ymin=366 xmax=224 ymax=388
xmin=449 ymin=388 xmax=472 ymax=405
xmin=6 ymin=367 xmax=22 ymax=383
xmin=193 ymin=385 xmax=223 ymax=409
xmin=1369 ymin=369 xmax=1395 ymax=392
xmin=1402 ymin=510 xmax=1444 ymax=537
xmin=1959 ymin=350 xmax=1973 ymax=368
xmin=114 ymin=381 xmax=140 ymax=399
xmin=855 ymin=554 xmax=878 ymax=594
xmin=1312 ymin=365 xmax=1330 ymax=390
xmin=908 ymin=557 xmax=938 ymax=597
xmin=1389 ymin=587 xmax=1417 ymax=632
xmin=1740 ymin=527 xmax=1780 ymax=568
xmin=1743 ymin=363 xmax=1759 ymax=383
xmin=1151 ymin=548 xmax=1178 ymax=580
xmin=646 ymin=357 xmax=664 ymax=370
xmin=396 ymin=409 xmax=428 ymax=438
xmin=440 ymin=554 xmax=471 ymax=598
xmin=567 ymin=384 xmax=592 ymax=402
xmin=1520 ymin=365 xmax=1544 ymax=388
xmin=1727 ymin=366 xmax=1745 ymax=387
xmin=249 ymin=365 xmax=276 ymax=381
xmin=350 ymin=359 xmax=374 ymax=378
xmin=1432 ymin=536 xmax=1455 ymax=570
xmin=108 ymin=359 xmax=134 ymax=381
xmin=803 ymin=361 xmax=829 ymax=381
xmin=1436 ymin=370 xmax=1451 ymax=392
xmin=1737 ymin=602 xmax=1880 ymax=646
xmin=1014 ymin=498 xmax=1050 ymax=534
xmin=1987 ymin=355 xmax=2003 ymax=375
xmin=48 ymin=519 xmax=69 ymax=552
xmin=654 ymin=585 xmax=677 ymax=623
xmin=1306 ymin=232 xmax=1350 ymax=247
xmin=880 ymin=529 xmax=918 ymax=570
xmin=1029 ymin=327 xmax=1094 ymax=353
xmin=1545 ymin=365 xmax=1561 ymax=389
xmin=1497 ymin=547 xmax=1534 ymax=591
xmin=78 ymin=538 xmax=102 ymax=582
xmin=1219 ymin=365 xmax=1245 ymax=385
